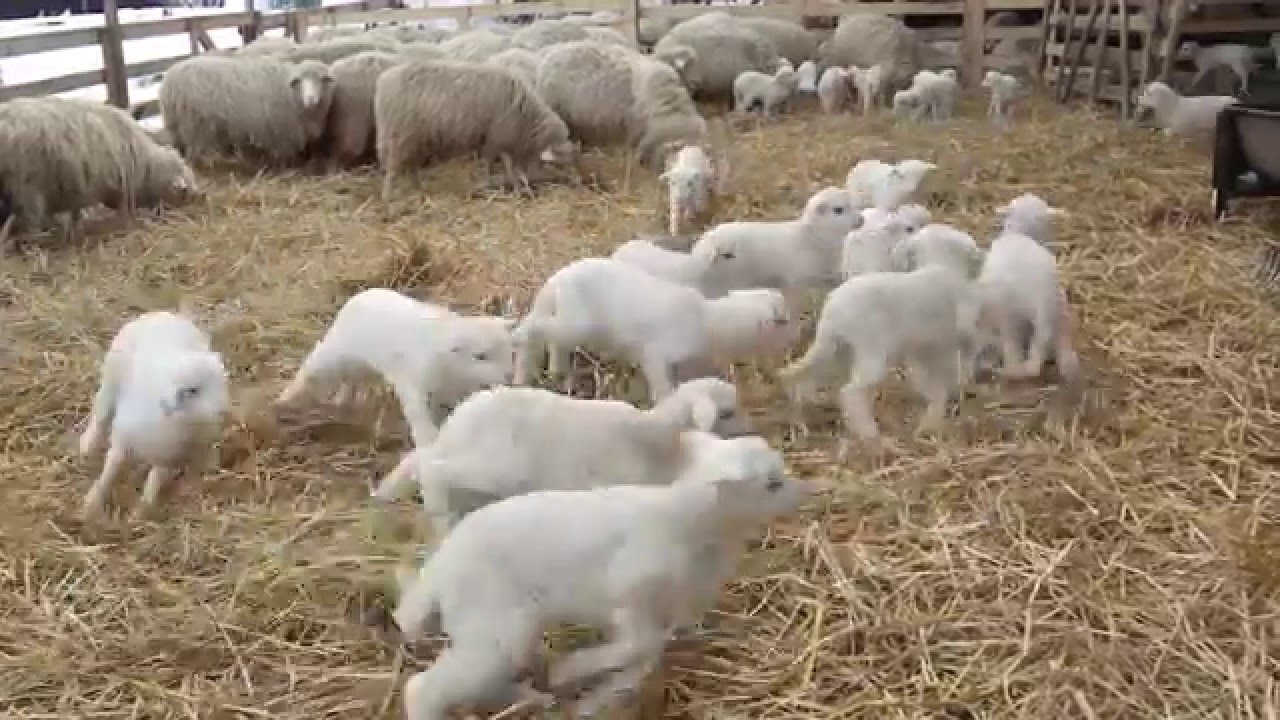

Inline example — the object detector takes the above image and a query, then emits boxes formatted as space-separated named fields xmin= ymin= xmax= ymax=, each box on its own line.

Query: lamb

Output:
xmin=892 ymin=85 xmax=926 ymax=122
xmin=996 ymin=192 xmax=1066 ymax=248
xmin=981 ymin=70 xmax=1020 ymax=127
xmin=512 ymin=258 xmax=795 ymax=402
xmin=1135 ymin=81 xmax=1237 ymax=137
xmin=654 ymin=12 xmax=781 ymax=103
xmin=390 ymin=431 xmax=808 ymax=720
xmin=779 ymin=264 xmax=984 ymax=445
xmin=858 ymin=202 xmax=932 ymax=234
xmin=510 ymin=18 xmax=590 ymax=50
xmin=375 ymin=60 xmax=578 ymax=201
xmin=79 ymin=311 xmax=230 ymax=520
xmin=1179 ymin=41 xmax=1256 ymax=94
xmin=371 ymin=376 xmax=749 ymax=535
xmin=977 ymin=229 xmax=1079 ymax=381
xmin=275 ymin=288 xmax=518 ymax=449
xmin=840 ymin=205 xmax=934 ymax=279
xmin=160 ymin=55 xmax=334 ymax=167
xmin=324 ymin=50 xmax=402 ymax=170
xmin=903 ymin=68 xmax=957 ymax=123
xmin=486 ymin=47 xmax=541 ymax=88
xmin=846 ymin=158 xmax=937 ymax=211
xmin=796 ymin=60 xmax=819 ymax=94
xmin=735 ymin=16 xmax=817 ymax=66
xmin=691 ymin=186 xmax=860 ymax=298
xmin=0 ymin=96 xmax=198 ymax=248
xmin=660 ymin=144 xmax=724 ymax=236
xmin=438 ymin=29 xmax=512 ymax=62
xmin=610 ymin=237 xmax=710 ymax=289
xmin=536 ymin=41 xmax=709 ymax=169
xmin=849 ymin=63 xmax=885 ymax=116
xmin=817 ymin=66 xmax=852 ymax=113
xmin=889 ymin=222 xmax=984 ymax=278
xmin=733 ymin=63 xmax=799 ymax=116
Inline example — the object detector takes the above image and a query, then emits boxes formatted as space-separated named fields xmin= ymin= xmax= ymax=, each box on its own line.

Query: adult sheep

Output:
xmin=737 ymin=17 xmax=817 ymax=66
xmin=284 ymin=37 xmax=397 ymax=64
xmin=325 ymin=50 xmax=403 ymax=170
xmin=0 ymin=97 xmax=198 ymax=248
xmin=237 ymin=34 xmax=298 ymax=56
xmin=438 ymin=29 xmax=511 ymax=62
xmin=654 ymin=12 xmax=781 ymax=103
xmin=375 ymin=61 xmax=578 ymax=201
xmin=536 ymin=40 xmax=713 ymax=169
xmin=160 ymin=54 xmax=335 ymax=167
xmin=509 ymin=18 xmax=589 ymax=50
xmin=486 ymin=47 xmax=540 ymax=88
xmin=819 ymin=12 xmax=922 ymax=93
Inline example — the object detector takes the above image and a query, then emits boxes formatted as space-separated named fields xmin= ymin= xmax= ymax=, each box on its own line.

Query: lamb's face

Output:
xmin=158 ymin=351 xmax=230 ymax=425
xmin=441 ymin=317 xmax=517 ymax=392
xmin=1136 ymin=81 xmax=1172 ymax=110
xmin=702 ymin=436 xmax=808 ymax=525
xmin=896 ymin=203 xmax=934 ymax=234
xmin=802 ymin=187 xmax=857 ymax=240
xmin=288 ymin=61 xmax=336 ymax=113
xmin=677 ymin=377 xmax=749 ymax=438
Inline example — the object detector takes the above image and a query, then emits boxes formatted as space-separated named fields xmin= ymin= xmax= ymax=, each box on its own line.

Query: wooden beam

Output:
xmin=1158 ymin=0 xmax=1187 ymax=83
xmin=0 ymin=27 xmax=100 ymax=59
xmin=0 ymin=68 xmax=105 ymax=102
xmin=1118 ymin=0 xmax=1131 ymax=119
xmin=961 ymin=0 xmax=987 ymax=89
xmin=100 ymin=0 xmax=130 ymax=110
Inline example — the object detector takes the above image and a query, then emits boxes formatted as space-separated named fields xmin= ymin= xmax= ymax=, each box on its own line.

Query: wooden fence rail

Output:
xmin=0 ymin=0 xmax=1044 ymax=121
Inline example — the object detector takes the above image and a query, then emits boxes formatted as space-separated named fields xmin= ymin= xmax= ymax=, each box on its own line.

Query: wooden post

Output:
xmin=1088 ymin=0 xmax=1110 ymax=102
xmin=242 ymin=0 xmax=262 ymax=44
xmin=1062 ymin=0 xmax=1099 ymax=102
xmin=629 ymin=0 xmax=641 ymax=46
xmin=100 ymin=0 xmax=129 ymax=110
xmin=1118 ymin=0 xmax=1131 ymax=119
xmin=1036 ymin=0 xmax=1056 ymax=81
xmin=1157 ymin=0 xmax=1187 ymax=84
xmin=961 ymin=0 xmax=987 ymax=90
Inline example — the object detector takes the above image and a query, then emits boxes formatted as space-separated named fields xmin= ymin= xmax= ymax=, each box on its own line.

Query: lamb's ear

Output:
xmin=690 ymin=393 xmax=719 ymax=432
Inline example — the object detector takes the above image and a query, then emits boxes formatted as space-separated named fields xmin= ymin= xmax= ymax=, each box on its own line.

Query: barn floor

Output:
xmin=2 ymin=94 xmax=1278 ymax=720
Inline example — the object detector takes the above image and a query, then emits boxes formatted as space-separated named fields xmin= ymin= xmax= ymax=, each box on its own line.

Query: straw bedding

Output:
xmin=1 ymin=95 xmax=1277 ymax=719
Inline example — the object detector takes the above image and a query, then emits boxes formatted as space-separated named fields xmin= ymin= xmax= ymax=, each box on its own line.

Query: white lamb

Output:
xmin=846 ymin=158 xmax=937 ymax=211
xmin=779 ymin=264 xmax=984 ymax=445
xmin=858 ymin=203 xmax=932 ymax=234
xmin=817 ymin=66 xmax=852 ymax=113
xmin=892 ymin=86 xmax=926 ymax=122
xmin=1136 ymin=81 xmax=1237 ymax=137
xmin=391 ymin=431 xmax=809 ymax=720
xmin=660 ymin=144 xmax=722 ymax=237
xmin=733 ymin=63 xmax=799 ymax=117
xmin=513 ymin=258 xmax=795 ymax=402
xmin=275 ymin=288 xmax=516 ymax=448
xmin=977 ymin=230 xmax=1079 ymax=381
xmin=997 ymin=192 xmax=1066 ymax=248
xmin=79 ymin=310 xmax=230 ymax=520
xmin=371 ymin=376 xmax=749 ymax=536
xmin=849 ymin=63 xmax=884 ymax=117
xmin=1272 ymin=33 xmax=1280 ymax=70
xmin=796 ymin=59 xmax=819 ymax=94
xmin=890 ymin=222 xmax=983 ymax=278
xmin=915 ymin=68 xmax=958 ymax=122
xmin=691 ymin=186 xmax=860 ymax=298
xmin=1179 ymin=41 xmax=1256 ymax=94
xmin=840 ymin=204 xmax=933 ymax=280
xmin=610 ymin=238 xmax=709 ymax=289
xmin=981 ymin=70 xmax=1019 ymax=127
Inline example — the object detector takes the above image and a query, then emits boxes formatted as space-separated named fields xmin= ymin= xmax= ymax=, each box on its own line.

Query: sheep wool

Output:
xmin=820 ymin=13 xmax=922 ymax=93
xmin=510 ymin=18 xmax=590 ymax=50
xmin=817 ymin=66 xmax=852 ymax=114
xmin=325 ymin=50 xmax=403 ymax=170
xmin=655 ymin=11 xmax=781 ymax=103
xmin=485 ymin=47 xmax=541 ymax=88
xmin=735 ymin=17 xmax=818 ymax=66
xmin=438 ymin=29 xmax=512 ymax=62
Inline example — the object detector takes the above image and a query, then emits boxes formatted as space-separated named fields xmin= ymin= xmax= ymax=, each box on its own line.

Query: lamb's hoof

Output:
xmin=77 ymin=431 xmax=97 ymax=458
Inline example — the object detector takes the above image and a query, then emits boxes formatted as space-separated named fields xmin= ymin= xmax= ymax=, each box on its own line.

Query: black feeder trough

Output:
xmin=1212 ymin=103 xmax=1280 ymax=221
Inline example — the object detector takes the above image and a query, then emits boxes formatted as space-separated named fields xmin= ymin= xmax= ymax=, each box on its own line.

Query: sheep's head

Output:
xmin=800 ymin=186 xmax=857 ymax=240
xmin=288 ymin=60 xmax=336 ymax=113
xmin=157 ymin=350 xmax=229 ymax=425
xmin=894 ymin=159 xmax=937 ymax=188
xmin=677 ymin=434 xmax=808 ymax=528
xmin=668 ymin=377 xmax=748 ymax=437
xmin=895 ymin=203 xmax=933 ymax=234
xmin=1177 ymin=40 xmax=1200 ymax=60
xmin=152 ymin=145 xmax=200 ymax=205
xmin=996 ymin=192 xmax=1066 ymax=244
xmin=660 ymin=146 xmax=714 ymax=211
xmin=438 ymin=316 xmax=518 ymax=392
xmin=655 ymin=44 xmax=702 ymax=92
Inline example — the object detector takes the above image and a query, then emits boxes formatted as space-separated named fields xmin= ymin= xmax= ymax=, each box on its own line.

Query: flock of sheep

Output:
xmin=29 ymin=6 xmax=1261 ymax=720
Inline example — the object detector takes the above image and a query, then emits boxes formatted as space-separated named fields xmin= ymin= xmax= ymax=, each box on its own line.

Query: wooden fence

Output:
xmin=0 ymin=0 xmax=1045 ymax=124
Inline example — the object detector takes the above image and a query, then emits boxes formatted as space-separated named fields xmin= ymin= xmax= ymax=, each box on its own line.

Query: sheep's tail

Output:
xmin=371 ymin=447 xmax=423 ymax=501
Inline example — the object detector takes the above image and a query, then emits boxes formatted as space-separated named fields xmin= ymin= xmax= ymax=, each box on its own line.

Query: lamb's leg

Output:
xmin=639 ymin=351 xmax=678 ymax=403
xmin=1012 ymin=302 xmax=1054 ymax=380
xmin=996 ymin=310 xmax=1025 ymax=377
xmin=905 ymin=355 xmax=952 ymax=438
xmin=83 ymin=442 xmax=128 ymax=520
xmin=838 ymin=352 xmax=888 ymax=444
xmin=390 ymin=378 xmax=437 ymax=448
xmin=549 ymin=607 xmax=666 ymax=700
xmin=404 ymin=644 xmax=551 ymax=720
xmin=1231 ymin=61 xmax=1249 ymax=94
xmin=138 ymin=465 xmax=181 ymax=512
xmin=277 ymin=334 xmax=347 ymax=406
xmin=380 ymin=166 xmax=397 ymax=203
xmin=80 ymin=368 xmax=120 ymax=457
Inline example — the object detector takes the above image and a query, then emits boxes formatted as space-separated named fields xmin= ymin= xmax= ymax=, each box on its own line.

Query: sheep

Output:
xmin=609 ymin=236 xmax=712 ymax=289
xmin=371 ymin=377 xmax=749 ymax=535
xmin=977 ymin=230 xmax=1078 ymax=381
xmin=367 ymin=24 xmax=454 ymax=45
xmin=903 ymin=68 xmax=957 ymax=123
xmin=996 ymin=192 xmax=1065 ymax=248
xmin=691 ymin=186 xmax=859 ymax=299
xmin=981 ymin=70 xmax=1019 ymax=127
xmin=584 ymin=26 xmax=631 ymax=46
xmin=486 ymin=47 xmax=541 ymax=88
xmin=779 ymin=264 xmax=984 ymax=445
xmin=840 ymin=205 xmax=934 ymax=279
xmin=819 ymin=13 xmax=922 ymax=94
xmin=736 ymin=16 xmax=817 ymax=66
xmin=654 ymin=12 xmax=781 ymax=103
xmin=1135 ymin=81 xmax=1237 ymax=137
xmin=439 ymin=29 xmax=512 ymax=62
xmin=375 ymin=60 xmax=578 ymax=201
xmin=283 ymin=38 xmax=397 ymax=64
xmin=160 ymin=55 xmax=334 ymax=167
xmin=305 ymin=24 xmax=367 ymax=43
xmin=0 ymin=97 xmax=198 ymax=248
xmin=389 ymin=431 xmax=808 ymax=720
xmin=1179 ymin=41 xmax=1256 ymax=94
xmin=275 ymin=288 xmax=517 ymax=449
xmin=510 ymin=18 xmax=590 ymax=50
xmin=796 ymin=59 xmax=819 ymax=94
xmin=849 ymin=63 xmax=885 ymax=116
xmin=817 ymin=66 xmax=852 ymax=113
xmin=513 ymin=258 xmax=795 ymax=402
xmin=892 ymin=85 xmax=926 ymax=122
xmin=889 ymin=222 xmax=983 ymax=278
xmin=733 ymin=63 xmax=799 ymax=116
xmin=660 ymin=144 xmax=724 ymax=236
xmin=237 ymin=34 xmax=298 ymax=56
xmin=324 ymin=50 xmax=402 ymax=171
xmin=398 ymin=41 xmax=447 ymax=62
xmin=858 ymin=202 xmax=932 ymax=234
xmin=535 ymin=41 xmax=708 ymax=169
xmin=79 ymin=311 xmax=229 ymax=521
xmin=846 ymin=158 xmax=937 ymax=212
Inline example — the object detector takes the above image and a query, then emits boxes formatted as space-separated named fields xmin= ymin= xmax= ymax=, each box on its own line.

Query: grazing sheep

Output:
xmin=371 ymin=377 xmax=749 ymax=535
xmin=780 ymin=264 xmax=983 ymax=444
xmin=653 ymin=42 xmax=704 ymax=91
xmin=817 ymin=66 xmax=852 ymax=113
xmin=981 ymin=70 xmax=1019 ymax=126
xmin=536 ymin=41 xmax=708 ymax=169
xmin=284 ymin=38 xmax=396 ymax=64
xmin=160 ymin=55 xmax=334 ymax=167
xmin=391 ymin=431 xmax=808 ymax=720
xmin=275 ymin=288 xmax=517 ymax=449
xmin=796 ymin=59 xmax=819 ymax=93
xmin=1136 ymin=81 xmax=1237 ymax=137
xmin=736 ymin=16 xmax=817 ymax=66
xmin=439 ymin=29 xmax=512 ymax=62
xmin=819 ymin=13 xmax=922 ymax=94
xmin=655 ymin=12 xmax=781 ymax=103
xmin=486 ymin=47 xmax=541 ymax=88
xmin=1179 ymin=41 xmax=1256 ymax=94
xmin=376 ymin=60 xmax=577 ymax=201
xmin=510 ymin=18 xmax=590 ymax=50
xmin=846 ymin=158 xmax=937 ymax=211
xmin=325 ymin=50 xmax=402 ymax=170
xmin=0 ymin=97 xmax=198 ymax=248
xmin=513 ymin=258 xmax=795 ymax=402
xmin=237 ymin=34 xmax=298 ymax=56
xmin=849 ymin=63 xmax=885 ymax=116
xmin=890 ymin=222 xmax=983 ymax=278
xmin=733 ymin=63 xmax=799 ymax=116
xmin=691 ymin=186 xmax=859 ymax=298
xmin=997 ymin=192 xmax=1065 ymax=248
xmin=79 ymin=311 xmax=229 ymax=520
xmin=660 ymin=144 xmax=723 ymax=236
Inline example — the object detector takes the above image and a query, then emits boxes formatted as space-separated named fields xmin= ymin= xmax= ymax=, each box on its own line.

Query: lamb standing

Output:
xmin=981 ymin=70 xmax=1019 ymax=127
xmin=796 ymin=60 xmax=819 ymax=94
xmin=1135 ymin=81 xmax=1237 ymax=137
xmin=849 ymin=64 xmax=885 ymax=116
xmin=512 ymin=258 xmax=795 ymax=402
xmin=1179 ymin=41 xmax=1256 ymax=95
xmin=660 ymin=144 xmax=724 ymax=236
xmin=79 ymin=311 xmax=230 ymax=520
xmin=390 ymin=431 xmax=809 ymax=720
xmin=817 ymin=66 xmax=852 ymax=114
xmin=996 ymin=192 xmax=1066 ymax=248
xmin=840 ymin=205 xmax=934 ymax=279
xmin=889 ymin=222 xmax=983 ymax=278
xmin=846 ymin=158 xmax=937 ymax=211
xmin=733 ymin=63 xmax=799 ymax=117
xmin=275 ymin=288 xmax=517 ymax=448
